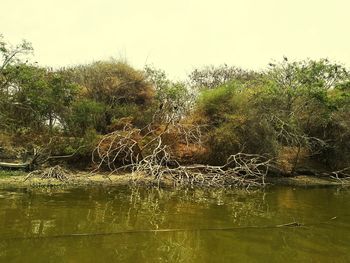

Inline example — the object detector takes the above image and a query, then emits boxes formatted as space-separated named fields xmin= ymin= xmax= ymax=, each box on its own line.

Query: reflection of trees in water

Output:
xmin=2 ymin=187 xmax=350 ymax=262
xmin=124 ymin=187 xmax=272 ymax=227
xmin=0 ymin=187 xmax=270 ymax=262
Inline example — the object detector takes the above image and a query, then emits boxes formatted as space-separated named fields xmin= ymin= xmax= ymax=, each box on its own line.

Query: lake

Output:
xmin=0 ymin=185 xmax=349 ymax=262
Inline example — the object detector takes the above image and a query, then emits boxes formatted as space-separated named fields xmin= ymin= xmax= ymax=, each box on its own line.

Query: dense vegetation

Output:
xmin=1 ymin=35 xmax=349 ymax=176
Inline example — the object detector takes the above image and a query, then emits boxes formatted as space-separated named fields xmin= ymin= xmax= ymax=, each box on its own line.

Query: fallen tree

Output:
xmin=0 ymin=161 xmax=32 ymax=169
xmin=92 ymin=110 xmax=272 ymax=187
xmin=0 ymin=142 xmax=83 ymax=182
xmin=0 ymin=149 xmax=43 ymax=171
xmin=130 ymin=152 xmax=271 ymax=187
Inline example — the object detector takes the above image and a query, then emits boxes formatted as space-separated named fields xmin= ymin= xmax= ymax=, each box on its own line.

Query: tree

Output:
xmin=196 ymin=81 xmax=278 ymax=165
xmin=144 ymin=65 xmax=195 ymax=123
xmin=66 ymin=60 xmax=155 ymax=132
xmin=261 ymin=58 xmax=350 ymax=171
xmin=0 ymin=34 xmax=33 ymax=75
xmin=188 ymin=64 xmax=259 ymax=90
xmin=0 ymin=35 xmax=33 ymax=131
xmin=67 ymin=99 xmax=104 ymax=136
xmin=1 ymin=65 xmax=78 ymax=133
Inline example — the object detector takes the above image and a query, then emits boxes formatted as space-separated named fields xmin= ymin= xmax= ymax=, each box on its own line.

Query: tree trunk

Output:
xmin=0 ymin=161 xmax=31 ymax=170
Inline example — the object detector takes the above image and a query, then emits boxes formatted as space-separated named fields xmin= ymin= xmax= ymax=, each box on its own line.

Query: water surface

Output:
xmin=0 ymin=185 xmax=349 ymax=262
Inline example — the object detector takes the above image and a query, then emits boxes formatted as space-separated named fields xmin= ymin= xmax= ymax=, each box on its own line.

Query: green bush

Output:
xmin=196 ymin=81 xmax=279 ymax=165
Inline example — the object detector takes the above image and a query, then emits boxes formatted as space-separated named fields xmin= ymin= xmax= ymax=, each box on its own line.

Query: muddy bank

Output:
xmin=0 ymin=172 xmax=156 ymax=189
xmin=266 ymin=175 xmax=350 ymax=187
xmin=0 ymin=170 xmax=349 ymax=189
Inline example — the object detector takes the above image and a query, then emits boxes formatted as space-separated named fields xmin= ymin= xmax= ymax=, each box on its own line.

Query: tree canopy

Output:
xmin=1 ymin=34 xmax=349 ymax=175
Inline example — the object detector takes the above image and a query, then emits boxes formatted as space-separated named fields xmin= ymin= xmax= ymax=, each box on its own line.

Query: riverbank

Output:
xmin=0 ymin=171 xmax=150 ymax=189
xmin=0 ymin=170 xmax=349 ymax=189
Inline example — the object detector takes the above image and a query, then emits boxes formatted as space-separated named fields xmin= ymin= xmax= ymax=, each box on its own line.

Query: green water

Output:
xmin=0 ymin=185 xmax=349 ymax=263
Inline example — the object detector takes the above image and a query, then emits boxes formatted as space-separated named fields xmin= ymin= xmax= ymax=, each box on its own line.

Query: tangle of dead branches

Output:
xmin=328 ymin=167 xmax=350 ymax=183
xmin=25 ymin=165 xmax=71 ymax=182
xmin=92 ymin=112 xmax=271 ymax=187
xmin=135 ymin=152 xmax=271 ymax=188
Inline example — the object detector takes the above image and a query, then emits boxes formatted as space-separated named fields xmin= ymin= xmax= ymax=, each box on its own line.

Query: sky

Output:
xmin=1 ymin=0 xmax=350 ymax=80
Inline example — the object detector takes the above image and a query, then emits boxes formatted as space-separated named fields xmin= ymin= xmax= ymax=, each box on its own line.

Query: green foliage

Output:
xmin=0 ymin=170 xmax=25 ymax=177
xmin=198 ymin=83 xmax=239 ymax=123
xmin=69 ymin=60 xmax=154 ymax=106
xmin=195 ymin=59 xmax=350 ymax=169
xmin=0 ymin=65 xmax=78 ymax=133
xmin=1 ymin=33 xmax=350 ymax=173
xmin=144 ymin=65 xmax=170 ymax=91
xmin=65 ymin=60 xmax=155 ymax=132
xmin=145 ymin=65 xmax=194 ymax=120
xmin=0 ymin=35 xmax=34 ymax=131
xmin=197 ymin=82 xmax=279 ymax=164
xmin=0 ymin=34 xmax=33 ymax=73
xmin=112 ymin=103 xmax=140 ymax=119
xmin=188 ymin=64 xmax=260 ymax=90
xmin=68 ymin=99 xmax=104 ymax=136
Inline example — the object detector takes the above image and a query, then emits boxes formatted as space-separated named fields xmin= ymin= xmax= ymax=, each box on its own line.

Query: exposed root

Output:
xmin=24 ymin=165 xmax=71 ymax=182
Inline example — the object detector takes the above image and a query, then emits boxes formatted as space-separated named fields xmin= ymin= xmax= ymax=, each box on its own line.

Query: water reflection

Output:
xmin=0 ymin=186 xmax=350 ymax=262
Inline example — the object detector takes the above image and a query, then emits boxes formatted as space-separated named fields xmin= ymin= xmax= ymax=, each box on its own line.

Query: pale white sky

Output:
xmin=1 ymin=0 xmax=350 ymax=79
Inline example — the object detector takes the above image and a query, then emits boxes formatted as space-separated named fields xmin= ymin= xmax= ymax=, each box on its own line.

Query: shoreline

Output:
xmin=0 ymin=170 xmax=349 ymax=189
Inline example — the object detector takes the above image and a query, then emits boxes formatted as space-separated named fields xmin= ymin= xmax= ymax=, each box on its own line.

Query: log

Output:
xmin=0 ymin=161 xmax=31 ymax=170
xmin=0 ymin=146 xmax=83 ymax=172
